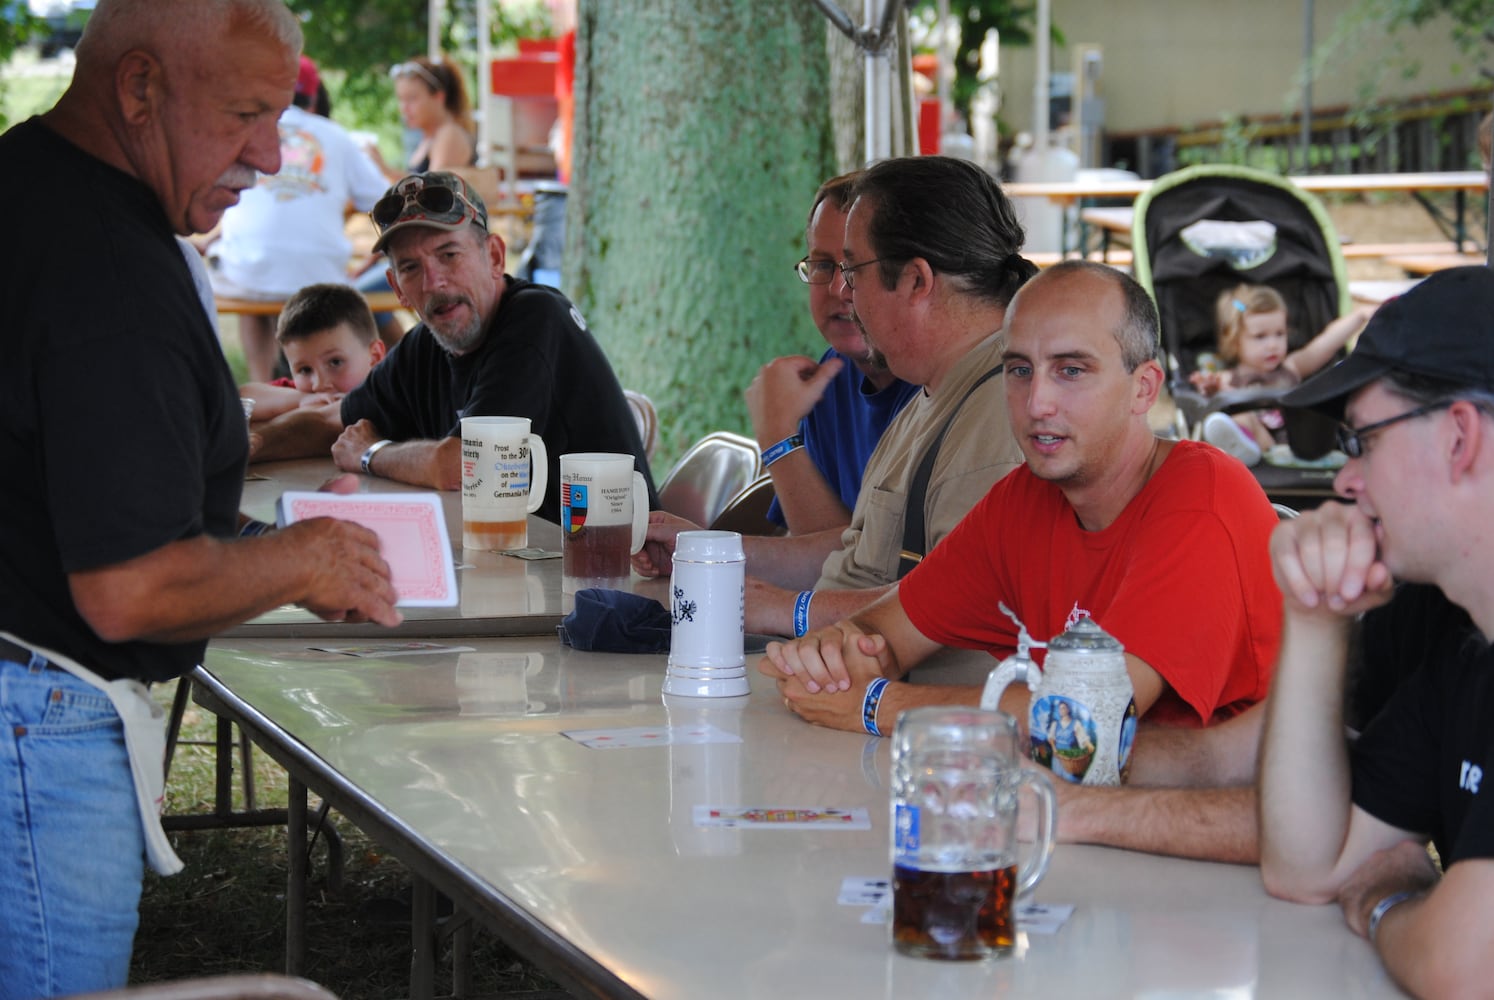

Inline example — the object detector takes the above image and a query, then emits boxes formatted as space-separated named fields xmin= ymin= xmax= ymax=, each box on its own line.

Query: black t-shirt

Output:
xmin=0 ymin=118 xmax=247 ymax=683
xmin=341 ymin=277 xmax=656 ymax=522
xmin=1347 ymin=582 xmax=1475 ymax=732
xmin=1351 ymin=585 xmax=1493 ymax=864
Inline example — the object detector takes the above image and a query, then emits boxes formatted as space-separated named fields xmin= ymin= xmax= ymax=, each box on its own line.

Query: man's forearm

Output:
xmin=874 ymin=681 xmax=984 ymax=732
xmin=1128 ymin=704 xmax=1265 ymax=787
xmin=749 ymin=583 xmax=891 ymax=639
xmin=1259 ymin=610 xmax=1357 ymax=898
xmin=742 ymin=530 xmax=843 ymax=590
xmin=764 ymin=450 xmax=852 ymax=536
xmin=365 ymin=437 xmax=461 ymax=490
xmin=1060 ymin=785 xmax=1259 ymax=863
xmin=251 ymin=406 xmax=343 ymax=463
xmin=1372 ymin=876 xmax=1494 ymax=999
xmin=67 ymin=530 xmax=353 ymax=643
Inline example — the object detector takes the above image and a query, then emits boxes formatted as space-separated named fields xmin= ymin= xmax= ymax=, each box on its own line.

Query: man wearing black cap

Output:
xmin=333 ymin=171 xmax=656 ymax=522
xmin=1259 ymin=265 xmax=1494 ymax=995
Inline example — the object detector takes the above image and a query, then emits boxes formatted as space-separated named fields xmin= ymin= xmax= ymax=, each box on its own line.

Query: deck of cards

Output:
xmin=276 ymin=491 xmax=458 ymax=607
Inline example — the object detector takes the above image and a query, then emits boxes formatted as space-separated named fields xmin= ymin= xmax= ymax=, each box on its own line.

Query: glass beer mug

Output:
xmin=890 ymin=707 xmax=1057 ymax=961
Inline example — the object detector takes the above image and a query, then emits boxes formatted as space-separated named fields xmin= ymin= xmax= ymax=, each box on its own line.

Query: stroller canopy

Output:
xmin=1132 ymin=164 xmax=1351 ymax=389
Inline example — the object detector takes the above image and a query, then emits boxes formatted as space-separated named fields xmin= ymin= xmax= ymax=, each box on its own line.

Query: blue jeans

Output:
xmin=0 ymin=654 xmax=145 ymax=998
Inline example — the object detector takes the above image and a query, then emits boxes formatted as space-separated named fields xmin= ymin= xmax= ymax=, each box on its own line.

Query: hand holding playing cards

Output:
xmin=280 ymin=518 xmax=402 ymax=626
xmin=759 ymin=618 xmax=893 ymax=694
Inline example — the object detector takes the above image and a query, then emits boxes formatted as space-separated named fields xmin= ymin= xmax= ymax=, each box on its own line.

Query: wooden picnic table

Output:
xmin=1349 ymin=279 xmax=1423 ymax=306
xmin=1007 ymin=170 xmax=1490 ymax=258
xmin=214 ymin=289 xmax=405 ymax=318
xmin=1383 ymin=252 xmax=1488 ymax=276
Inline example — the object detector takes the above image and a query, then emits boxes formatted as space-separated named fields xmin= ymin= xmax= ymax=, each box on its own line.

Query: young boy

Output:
xmin=240 ymin=283 xmax=386 ymax=462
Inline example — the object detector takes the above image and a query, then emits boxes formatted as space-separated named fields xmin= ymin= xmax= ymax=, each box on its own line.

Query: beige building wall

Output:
xmin=997 ymin=0 xmax=1481 ymax=137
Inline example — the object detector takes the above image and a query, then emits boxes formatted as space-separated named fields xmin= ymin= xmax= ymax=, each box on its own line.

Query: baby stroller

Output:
xmin=1131 ymin=164 xmax=1352 ymax=505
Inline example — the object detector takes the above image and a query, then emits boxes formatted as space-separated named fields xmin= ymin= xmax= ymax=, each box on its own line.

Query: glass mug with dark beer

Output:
xmin=559 ymin=452 xmax=648 ymax=593
xmin=460 ymin=416 xmax=548 ymax=550
xmin=890 ymin=707 xmax=1056 ymax=960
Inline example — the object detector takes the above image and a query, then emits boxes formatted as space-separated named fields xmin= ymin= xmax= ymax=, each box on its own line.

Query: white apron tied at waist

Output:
xmin=1 ymin=630 xmax=185 ymax=875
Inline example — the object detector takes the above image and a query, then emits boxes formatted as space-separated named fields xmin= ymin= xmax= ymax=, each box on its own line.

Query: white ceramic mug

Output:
xmin=559 ymin=452 xmax=647 ymax=593
xmin=663 ymin=530 xmax=748 ymax=698
xmin=460 ymin=416 xmax=548 ymax=550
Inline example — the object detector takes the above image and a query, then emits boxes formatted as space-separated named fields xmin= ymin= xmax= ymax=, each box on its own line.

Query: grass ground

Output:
xmin=139 ymin=681 xmax=569 ymax=998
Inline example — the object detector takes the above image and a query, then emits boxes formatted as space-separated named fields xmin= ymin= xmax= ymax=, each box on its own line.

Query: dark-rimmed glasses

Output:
xmin=370 ymin=180 xmax=480 ymax=234
xmin=839 ymin=258 xmax=889 ymax=290
xmin=1336 ymin=400 xmax=1452 ymax=458
xmin=795 ymin=257 xmax=839 ymax=284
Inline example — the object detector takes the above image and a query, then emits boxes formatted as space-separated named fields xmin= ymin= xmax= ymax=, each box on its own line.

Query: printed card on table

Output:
xmin=693 ymin=806 xmax=872 ymax=830
xmin=275 ymin=491 xmax=458 ymax=607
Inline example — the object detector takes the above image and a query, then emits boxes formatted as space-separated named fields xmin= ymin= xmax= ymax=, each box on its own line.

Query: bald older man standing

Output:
xmin=0 ymin=2 xmax=399 ymax=994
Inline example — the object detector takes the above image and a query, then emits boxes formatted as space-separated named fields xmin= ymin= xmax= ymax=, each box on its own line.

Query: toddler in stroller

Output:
xmin=1192 ymin=283 xmax=1373 ymax=465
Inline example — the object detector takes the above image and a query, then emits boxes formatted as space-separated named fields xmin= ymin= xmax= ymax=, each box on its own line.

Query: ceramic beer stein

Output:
xmin=979 ymin=606 xmax=1137 ymax=786
xmin=662 ymin=530 xmax=749 ymax=698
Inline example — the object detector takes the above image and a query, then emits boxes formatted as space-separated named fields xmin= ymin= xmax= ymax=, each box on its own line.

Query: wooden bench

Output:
xmin=1349 ymin=278 xmax=1423 ymax=305
xmin=1026 ymin=250 xmax=1133 ymax=269
xmin=1382 ymin=252 xmax=1487 ymax=276
xmin=1336 ymin=240 xmax=1462 ymax=259
xmin=214 ymin=290 xmax=405 ymax=317
xmin=1074 ymin=212 xmax=1465 ymax=265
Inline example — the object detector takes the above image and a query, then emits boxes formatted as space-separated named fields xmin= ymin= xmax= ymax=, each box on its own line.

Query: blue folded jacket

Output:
xmin=557 ymin=588 xmax=673 ymax=653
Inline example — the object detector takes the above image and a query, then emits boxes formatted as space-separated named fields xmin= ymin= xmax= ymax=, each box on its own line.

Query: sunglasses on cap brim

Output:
xmin=370 ymin=185 xmax=481 ymax=234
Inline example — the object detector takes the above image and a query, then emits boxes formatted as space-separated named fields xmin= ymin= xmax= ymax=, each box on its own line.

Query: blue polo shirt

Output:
xmin=766 ymin=348 xmax=920 ymax=527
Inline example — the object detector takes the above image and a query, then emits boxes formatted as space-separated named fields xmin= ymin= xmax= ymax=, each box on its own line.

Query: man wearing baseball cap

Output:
xmin=333 ymin=170 xmax=656 ymax=521
xmin=1260 ymin=265 xmax=1494 ymax=995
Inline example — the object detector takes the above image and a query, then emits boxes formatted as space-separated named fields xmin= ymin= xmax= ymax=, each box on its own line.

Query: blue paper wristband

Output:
xmin=239 ymin=519 xmax=274 ymax=538
xmin=792 ymin=590 xmax=814 ymax=637
xmin=862 ymin=677 xmax=890 ymax=737
xmin=761 ymin=433 xmax=805 ymax=467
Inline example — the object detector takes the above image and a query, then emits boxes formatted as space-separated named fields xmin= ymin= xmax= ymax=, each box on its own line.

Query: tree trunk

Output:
xmin=565 ymin=0 xmax=835 ymax=470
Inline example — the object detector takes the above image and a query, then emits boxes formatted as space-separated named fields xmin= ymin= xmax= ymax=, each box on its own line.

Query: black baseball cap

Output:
xmin=1281 ymin=265 xmax=1494 ymax=417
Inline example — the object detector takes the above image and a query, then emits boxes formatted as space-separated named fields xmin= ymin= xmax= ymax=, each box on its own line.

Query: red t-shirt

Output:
xmin=900 ymin=441 xmax=1282 ymax=727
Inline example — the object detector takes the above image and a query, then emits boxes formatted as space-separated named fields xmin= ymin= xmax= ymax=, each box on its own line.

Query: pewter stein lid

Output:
xmin=1047 ymin=614 xmax=1124 ymax=655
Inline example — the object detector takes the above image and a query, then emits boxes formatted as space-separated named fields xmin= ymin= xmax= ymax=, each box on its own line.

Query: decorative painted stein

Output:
xmin=979 ymin=605 xmax=1137 ymax=786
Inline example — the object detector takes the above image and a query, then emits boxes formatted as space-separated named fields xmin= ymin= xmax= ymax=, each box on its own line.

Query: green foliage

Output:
xmin=568 ymin=0 xmax=834 ymax=469
xmin=910 ymin=0 xmax=1041 ymax=118
xmin=0 ymin=5 xmax=45 ymax=128
xmin=284 ymin=0 xmax=423 ymax=131
xmin=1367 ymin=0 xmax=1494 ymax=60
xmin=0 ymin=4 xmax=41 ymax=57
xmin=281 ymin=0 xmax=557 ymax=165
xmin=1320 ymin=0 xmax=1492 ymax=110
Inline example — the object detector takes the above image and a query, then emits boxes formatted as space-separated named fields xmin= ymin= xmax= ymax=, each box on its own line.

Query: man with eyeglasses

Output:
xmin=0 ymin=2 xmax=402 ymax=994
xmin=332 ymin=171 xmax=656 ymax=522
xmin=745 ymin=171 xmax=918 ymax=536
xmin=636 ymin=156 xmax=1030 ymax=637
xmin=1259 ymin=265 xmax=1494 ymax=994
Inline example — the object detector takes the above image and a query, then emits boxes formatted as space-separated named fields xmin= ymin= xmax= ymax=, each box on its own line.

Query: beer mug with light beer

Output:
xmin=460 ymin=416 xmax=548 ymax=550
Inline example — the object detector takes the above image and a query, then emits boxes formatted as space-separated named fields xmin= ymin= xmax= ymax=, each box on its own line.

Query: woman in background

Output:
xmin=372 ymin=56 xmax=476 ymax=177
